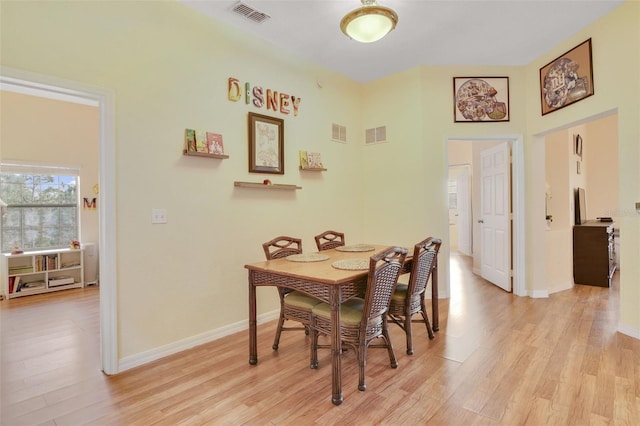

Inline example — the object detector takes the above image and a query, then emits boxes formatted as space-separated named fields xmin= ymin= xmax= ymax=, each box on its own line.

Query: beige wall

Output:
xmin=448 ymin=141 xmax=473 ymax=166
xmin=545 ymin=130 xmax=571 ymax=230
xmin=1 ymin=1 xmax=364 ymax=358
xmin=0 ymin=0 xmax=637 ymax=364
xmin=584 ymin=114 xmax=619 ymax=221
xmin=544 ymin=127 xmax=573 ymax=293
xmin=0 ymin=91 xmax=100 ymax=246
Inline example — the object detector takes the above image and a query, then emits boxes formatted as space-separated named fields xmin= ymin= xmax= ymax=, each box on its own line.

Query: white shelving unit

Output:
xmin=2 ymin=248 xmax=84 ymax=299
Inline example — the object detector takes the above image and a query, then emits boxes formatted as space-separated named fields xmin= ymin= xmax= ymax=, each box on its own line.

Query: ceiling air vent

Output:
xmin=365 ymin=126 xmax=387 ymax=144
xmin=231 ymin=1 xmax=271 ymax=24
xmin=332 ymin=123 xmax=347 ymax=143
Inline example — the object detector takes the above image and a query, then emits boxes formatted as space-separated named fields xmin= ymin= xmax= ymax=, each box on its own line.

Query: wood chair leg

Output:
xmin=404 ymin=311 xmax=414 ymax=355
xmin=272 ymin=313 xmax=286 ymax=350
xmin=421 ymin=298 xmax=435 ymax=339
xmin=385 ymin=338 xmax=399 ymax=369
xmin=421 ymin=310 xmax=435 ymax=340
xmin=358 ymin=345 xmax=367 ymax=391
xmin=309 ymin=327 xmax=319 ymax=369
xmin=383 ymin=318 xmax=398 ymax=368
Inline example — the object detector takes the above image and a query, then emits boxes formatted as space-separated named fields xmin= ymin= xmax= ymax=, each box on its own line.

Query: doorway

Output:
xmin=540 ymin=111 xmax=619 ymax=295
xmin=0 ymin=67 xmax=118 ymax=374
xmin=448 ymin=164 xmax=472 ymax=256
xmin=446 ymin=136 xmax=525 ymax=298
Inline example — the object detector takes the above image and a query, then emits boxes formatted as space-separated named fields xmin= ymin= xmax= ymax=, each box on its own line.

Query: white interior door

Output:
xmin=480 ymin=143 xmax=511 ymax=291
xmin=455 ymin=166 xmax=472 ymax=256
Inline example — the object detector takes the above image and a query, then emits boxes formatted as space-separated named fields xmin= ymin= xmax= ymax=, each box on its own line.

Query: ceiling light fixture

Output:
xmin=340 ymin=0 xmax=398 ymax=43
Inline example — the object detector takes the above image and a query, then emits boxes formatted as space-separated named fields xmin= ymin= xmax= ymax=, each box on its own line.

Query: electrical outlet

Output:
xmin=151 ymin=208 xmax=167 ymax=224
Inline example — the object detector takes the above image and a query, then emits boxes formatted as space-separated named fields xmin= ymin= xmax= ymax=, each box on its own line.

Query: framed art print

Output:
xmin=540 ymin=39 xmax=594 ymax=115
xmin=248 ymin=112 xmax=284 ymax=174
xmin=453 ymin=77 xmax=510 ymax=122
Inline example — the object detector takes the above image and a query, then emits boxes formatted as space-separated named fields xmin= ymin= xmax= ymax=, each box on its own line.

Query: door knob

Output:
xmin=478 ymin=220 xmax=484 ymax=223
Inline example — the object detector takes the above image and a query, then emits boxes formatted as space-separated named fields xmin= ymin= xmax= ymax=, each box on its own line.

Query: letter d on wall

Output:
xmin=228 ymin=77 xmax=241 ymax=101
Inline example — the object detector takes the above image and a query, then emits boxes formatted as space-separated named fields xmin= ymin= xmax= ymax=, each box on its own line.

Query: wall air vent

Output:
xmin=231 ymin=1 xmax=271 ymax=23
xmin=365 ymin=126 xmax=387 ymax=144
xmin=331 ymin=123 xmax=347 ymax=143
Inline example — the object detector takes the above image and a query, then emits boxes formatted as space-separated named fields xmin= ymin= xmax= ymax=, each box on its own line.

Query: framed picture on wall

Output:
xmin=540 ymin=39 xmax=594 ymax=115
xmin=574 ymin=134 xmax=583 ymax=159
xmin=248 ymin=112 xmax=284 ymax=174
xmin=453 ymin=77 xmax=510 ymax=122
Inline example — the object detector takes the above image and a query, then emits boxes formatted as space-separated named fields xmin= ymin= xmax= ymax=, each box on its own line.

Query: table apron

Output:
xmin=249 ymin=270 xmax=365 ymax=303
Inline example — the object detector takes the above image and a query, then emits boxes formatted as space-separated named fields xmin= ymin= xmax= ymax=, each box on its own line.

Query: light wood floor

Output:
xmin=2 ymin=255 xmax=638 ymax=425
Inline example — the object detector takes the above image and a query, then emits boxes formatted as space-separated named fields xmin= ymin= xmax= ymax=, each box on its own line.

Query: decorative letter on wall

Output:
xmin=228 ymin=77 xmax=302 ymax=117
xmin=83 ymin=198 xmax=97 ymax=209
xmin=228 ymin=78 xmax=241 ymax=101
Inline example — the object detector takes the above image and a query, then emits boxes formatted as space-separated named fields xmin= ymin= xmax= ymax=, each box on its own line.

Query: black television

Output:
xmin=574 ymin=187 xmax=587 ymax=225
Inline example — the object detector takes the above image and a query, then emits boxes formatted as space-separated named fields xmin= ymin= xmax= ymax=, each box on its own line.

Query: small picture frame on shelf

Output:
xmin=299 ymin=150 xmax=324 ymax=170
xmin=299 ymin=151 xmax=308 ymax=169
xmin=248 ymin=112 xmax=284 ymax=174
xmin=307 ymin=152 xmax=323 ymax=169
xmin=184 ymin=128 xmax=225 ymax=155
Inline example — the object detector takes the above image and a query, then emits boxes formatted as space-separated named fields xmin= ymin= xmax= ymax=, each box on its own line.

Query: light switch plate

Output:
xmin=152 ymin=208 xmax=167 ymax=224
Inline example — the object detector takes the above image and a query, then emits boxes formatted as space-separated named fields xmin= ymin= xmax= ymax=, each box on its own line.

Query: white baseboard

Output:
xmin=547 ymin=281 xmax=573 ymax=295
xmin=528 ymin=289 xmax=549 ymax=298
xmin=118 ymin=309 xmax=280 ymax=373
xmin=618 ymin=322 xmax=640 ymax=340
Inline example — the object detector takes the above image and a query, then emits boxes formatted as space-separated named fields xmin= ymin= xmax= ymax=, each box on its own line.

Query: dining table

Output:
xmin=245 ymin=243 xmax=439 ymax=405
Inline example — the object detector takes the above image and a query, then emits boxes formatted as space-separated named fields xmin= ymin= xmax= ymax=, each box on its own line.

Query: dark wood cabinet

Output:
xmin=573 ymin=222 xmax=616 ymax=287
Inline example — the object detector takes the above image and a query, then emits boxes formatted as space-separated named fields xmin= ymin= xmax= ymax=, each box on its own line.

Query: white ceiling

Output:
xmin=180 ymin=0 xmax=623 ymax=83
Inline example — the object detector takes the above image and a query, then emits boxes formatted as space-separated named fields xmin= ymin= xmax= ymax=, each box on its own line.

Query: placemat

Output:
xmin=286 ymin=253 xmax=330 ymax=262
xmin=335 ymin=244 xmax=375 ymax=252
xmin=331 ymin=258 xmax=369 ymax=270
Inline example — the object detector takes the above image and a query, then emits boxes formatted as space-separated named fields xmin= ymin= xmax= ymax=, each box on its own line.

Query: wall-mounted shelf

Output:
xmin=234 ymin=181 xmax=301 ymax=190
xmin=299 ymin=167 xmax=327 ymax=171
xmin=183 ymin=150 xmax=229 ymax=159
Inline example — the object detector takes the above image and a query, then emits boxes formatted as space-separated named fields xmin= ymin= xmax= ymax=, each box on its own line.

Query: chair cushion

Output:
xmin=391 ymin=283 xmax=408 ymax=302
xmin=312 ymin=298 xmax=364 ymax=325
xmin=284 ymin=291 xmax=322 ymax=309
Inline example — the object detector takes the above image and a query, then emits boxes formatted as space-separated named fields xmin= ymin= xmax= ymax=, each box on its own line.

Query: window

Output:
xmin=1 ymin=163 xmax=80 ymax=253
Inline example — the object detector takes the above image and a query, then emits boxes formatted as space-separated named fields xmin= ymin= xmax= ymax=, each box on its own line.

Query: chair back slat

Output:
xmin=263 ymin=236 xmax=302 ymax=260
xmin=314 ymin=230 xmax=345 ymax=251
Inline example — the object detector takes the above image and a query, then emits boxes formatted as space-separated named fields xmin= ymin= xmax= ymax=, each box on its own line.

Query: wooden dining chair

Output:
xmin=309 ymin=246 xmax=407 ymax=391
xmin=388 ymin=237 xmax=442 ymax=354
xmin=262 ymin=236 xmax=322 ymax=350
xmin=314 ymin=230 xmax=345 ymax=251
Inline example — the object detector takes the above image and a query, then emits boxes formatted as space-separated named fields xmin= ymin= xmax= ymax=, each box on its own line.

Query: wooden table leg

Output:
xmin=431 ymin=256 xmax=439 ymax=332
xmin=330 ymin=285 xmax=343 ymax=405
xmin=249 ymin=270 xmax=258 ymax=365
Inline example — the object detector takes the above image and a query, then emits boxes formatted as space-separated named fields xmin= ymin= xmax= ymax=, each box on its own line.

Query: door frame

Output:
xmin=445 ymin=135 xmax=526 ymax=297
xmin=1 ymin=66 xmax=119 ymax=374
